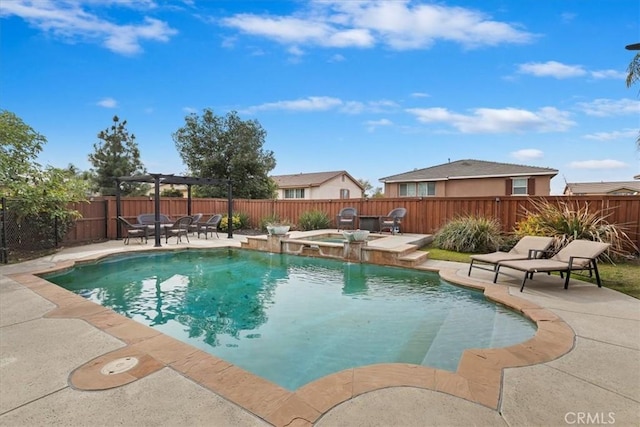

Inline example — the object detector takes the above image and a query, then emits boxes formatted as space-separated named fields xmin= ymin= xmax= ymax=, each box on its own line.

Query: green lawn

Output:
xmin=422 ymin=245 xmax=640 ymax=299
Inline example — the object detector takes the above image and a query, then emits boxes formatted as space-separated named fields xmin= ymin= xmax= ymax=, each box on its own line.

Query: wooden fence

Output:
xmin=64 ymin=195 xmax=640 ymax=250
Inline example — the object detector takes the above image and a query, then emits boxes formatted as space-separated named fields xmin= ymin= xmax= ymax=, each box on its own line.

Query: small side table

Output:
xmin=358 ymin=215 xmax=381 ymax=232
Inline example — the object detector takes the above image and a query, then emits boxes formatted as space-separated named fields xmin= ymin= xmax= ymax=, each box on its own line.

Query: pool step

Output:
xmin=397 ymin=250 xmax=429 ymax=268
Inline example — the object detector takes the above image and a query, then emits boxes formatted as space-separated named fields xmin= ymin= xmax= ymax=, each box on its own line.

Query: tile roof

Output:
xmin=272 ymin=170 xmax=364 ymax=189
xmin=564 ymin=181 xmax=640 ymax=195
xmin=379 ymin=159 xmax=559 ymax=182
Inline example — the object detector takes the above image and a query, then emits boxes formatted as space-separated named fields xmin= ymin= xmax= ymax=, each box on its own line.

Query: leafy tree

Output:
xmin=88 ymin=115 xmax=147 ymax=196
xmin=0 ymin=109 xmax=45 ymax=192
xmin=0 ymin=110 xmax=89 ymax=247
xmin=371 ymin=187 xmax=384 ymax=198
xmin=172 ymin=109 xmax=277 ymax=199
xmin=358 ymin=178 xmax=373 ymax=198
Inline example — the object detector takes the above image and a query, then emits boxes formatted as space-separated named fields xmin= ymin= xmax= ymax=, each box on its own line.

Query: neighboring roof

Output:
xmin=272 ymin=170 xmax=365 ymax=189
xmin=564 ymin=181 xmax=640 ymax=195
xmin=379 ymin=159 xmax=559 ymax=183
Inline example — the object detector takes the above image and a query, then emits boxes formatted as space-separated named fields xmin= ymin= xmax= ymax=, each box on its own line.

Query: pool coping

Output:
xmin=6 ymin=247 xmax=575 ymax=427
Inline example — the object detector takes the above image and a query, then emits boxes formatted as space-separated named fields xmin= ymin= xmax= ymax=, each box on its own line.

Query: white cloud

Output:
xmin=0 ymin=0 xmax=177 ymax=55
xmin=244 ymin=96 xmax=343 ymax=113
xmin=182 ymin=107 xmax=198 ymax=114
xmin=569 ymin=160 xmax=628 ymax=169
xmin=575 ymin=98 xmax=640 ymax=117
xmin=590 ymin=69 xmax=626 ymax=80
xmin=410 ymin=92 xmax=430 ymax=98
xmin=221 ymin=2 xmax=535 ymax=51
xmin=517 ymin=61 xmax=586 ymax=78
xmin=365 ymin=118 xmax=392 ymax=132
xmin=511 ymin=149 xmax=544 ymax=161
xmin=583 ymin=129 xmax=639 ymax=141
xmin=243 ymin=96 xmax=397 ymax=115
xmin=406 ymin=106 xmax=575 ymax=133
xmin=329 ymin=54 xmax=345 ymax=62
xmin=97 ymin=97 xmax=117 ymax=108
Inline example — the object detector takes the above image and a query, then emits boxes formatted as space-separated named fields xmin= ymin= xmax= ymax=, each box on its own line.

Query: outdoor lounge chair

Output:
xmin=379 ymin=207 xmax=407 ymax=234
xmin=197 ymin=214 xmax=222 ymax=239
xmin=493 ymin=239 xmax=611 ymax=292
xmin=336 ymin=207 xmax=357 ymax=231
xmin=117 ymin=216 xmax=148 ymax=245
xmin=468 ymin=235 xmax=554 ymax=277
xmin=165 ymin=216 xmax=193 ymax=243
xmin=188 ymin=213 xmax=203 ymax=235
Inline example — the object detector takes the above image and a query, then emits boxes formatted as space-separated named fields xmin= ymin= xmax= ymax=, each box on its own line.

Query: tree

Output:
xmin=172 ymin=109 xmax=277 ymax=199
xmin=88 ymin=116 xmax=147 ymax=196
xmin=0 ymin=110 xmax=89 ymax=248
xmin=0 ymin=109 xmax=46 ymax=193
xmin=625 ymin=45 xmax=640 ymax=149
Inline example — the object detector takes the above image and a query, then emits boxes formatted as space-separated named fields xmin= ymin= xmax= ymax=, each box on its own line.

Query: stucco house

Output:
xmin=379 ymin=159 xmax=558 ymax=198
xmin=563 ymin=181 xmax=640 ymax=195
xmin=272 ymin=170 xmax=364 ymax=200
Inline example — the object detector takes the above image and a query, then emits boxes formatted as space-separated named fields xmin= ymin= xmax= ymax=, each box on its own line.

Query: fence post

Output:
xmin=1 ymin=197 xmax=7 ymax=264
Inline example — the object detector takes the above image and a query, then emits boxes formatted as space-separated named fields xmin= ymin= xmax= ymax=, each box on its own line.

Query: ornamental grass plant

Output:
xmin=433 ymin=215 xmax=503 ymax=253
xmin=514 ymin=198 xmax=638 ymax=261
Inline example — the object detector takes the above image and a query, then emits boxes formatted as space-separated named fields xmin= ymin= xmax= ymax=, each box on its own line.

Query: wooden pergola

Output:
xmin=115 ymin=173 xmax=233 ymax=247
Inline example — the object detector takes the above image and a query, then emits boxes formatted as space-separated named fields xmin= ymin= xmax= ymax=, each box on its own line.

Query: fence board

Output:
xmin=56 ymin=196 xmax=639 ymax=251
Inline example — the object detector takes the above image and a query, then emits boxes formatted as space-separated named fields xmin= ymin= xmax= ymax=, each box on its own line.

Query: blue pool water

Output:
xmin=43 ymin=249 xmax=536 ymax=390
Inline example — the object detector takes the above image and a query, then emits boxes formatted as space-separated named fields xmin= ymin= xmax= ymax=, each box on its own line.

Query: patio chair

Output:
xmin=468 ymin=236 xmax=554 ymax=277
xmin=197 ymin=214 xmax=222 ymax=239
xmin=379 ymin=207 xmax=407 ymax=234
xmin=493 ymin=239 xmax=611 ymax=292
xmin=188 ymin=213 xmax=203 ymax=235
xmin=336 ymin=207 xmax=357 ymax=231
xmin=117 ymin=216 xmax=148 ymax=245
xmin=165 ymin=216 xmax=193 ymax=244
xmin=137 ymin=213 xmax=173 ymax=226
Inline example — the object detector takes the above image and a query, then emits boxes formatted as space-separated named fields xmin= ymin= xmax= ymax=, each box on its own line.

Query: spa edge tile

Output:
xmin=264 ymin=394 xmax=322 ymax=427
xmin=45 ymin=299 xmax=110 ymax=319
xmin=196 ymin=365 xmax=291 ymax=417
xmin=352 ymin=363 xmax=436 ymax=396
xmin=104 ymin=318 xmax=162 ymax=344
xmin=169 ymin=349 xmax=232 ymax=377
xmin=131 ymin=334 xmax=200 ymax=365
xmin=521 ymin=307 xmax=562 ymax=322
xmin=434 ymin=370 xmax=474 ymax=403
xmin=294 ymin=370 xmax=355 ymax=413
xmin=84 ymin=310 xmax=131 ymax=329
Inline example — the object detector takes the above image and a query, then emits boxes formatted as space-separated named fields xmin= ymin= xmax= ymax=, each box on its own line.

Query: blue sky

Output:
xmin=2 ymin=0 xmax=639 ymax=195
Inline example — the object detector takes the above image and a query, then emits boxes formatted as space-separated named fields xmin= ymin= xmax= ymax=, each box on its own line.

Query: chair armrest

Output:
xmin=567 ymin=255 xmax=596 ymax=269
xmin=527 ymin=248 xmax=552 ymax=259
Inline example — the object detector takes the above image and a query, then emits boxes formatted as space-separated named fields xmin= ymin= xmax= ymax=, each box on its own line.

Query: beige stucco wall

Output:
xmin=383 ymin=176 xmax=552 ymax=197
xmin=277 ymin=174 xmax=363 ymax=199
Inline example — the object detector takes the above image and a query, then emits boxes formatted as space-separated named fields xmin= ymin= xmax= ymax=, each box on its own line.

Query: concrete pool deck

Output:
xmin=1 ymin=232 xmax=638 ymax=426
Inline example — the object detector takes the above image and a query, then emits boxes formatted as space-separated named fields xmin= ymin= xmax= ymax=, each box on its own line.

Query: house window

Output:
xmin=399 ymin=183 xmax=416 ymax=196
xmin=512 ymin=178 xmax=528 ymax=195
xmin=284 ymin=188 xmax=305 ymax=199
xmin=340 ymin=189 xmax=350 ymax=199
xmin=417 ymin=182 xmax=436 ymax=196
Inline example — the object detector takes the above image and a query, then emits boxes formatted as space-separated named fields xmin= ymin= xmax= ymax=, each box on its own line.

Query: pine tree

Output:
xmin=88 ymin=116 xmax=147 ymax=196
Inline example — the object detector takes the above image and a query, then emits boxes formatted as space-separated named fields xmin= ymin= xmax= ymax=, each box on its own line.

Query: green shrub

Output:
xmin=235 ymin=211 xmax=250 ymax=229
xmin=219 ymin=214 xmax=242 ymax=232
xmin=514 ymin=198 xmax=638 ymax=260
xmin=433 ymin=215 xmax=503 ymax=253
xmin=298 ymin=210 xmax=331 ymax=231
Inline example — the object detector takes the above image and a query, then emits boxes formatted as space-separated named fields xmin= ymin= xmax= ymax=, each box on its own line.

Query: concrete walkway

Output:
xmin=1 ymin=236 xmax=638 ymax=426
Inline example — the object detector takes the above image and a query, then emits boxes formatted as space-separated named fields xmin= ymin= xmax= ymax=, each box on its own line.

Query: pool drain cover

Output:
xmin=100 ymin=357 xmax=139 ymax=375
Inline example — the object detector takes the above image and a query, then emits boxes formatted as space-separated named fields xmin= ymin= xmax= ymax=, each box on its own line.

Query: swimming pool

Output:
xmin=43 ymin=249 xmax=536 ymax=390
